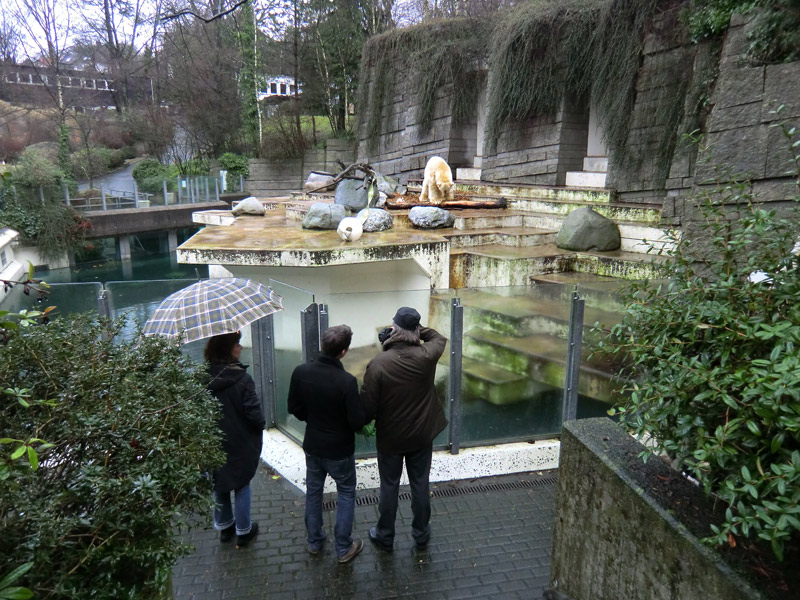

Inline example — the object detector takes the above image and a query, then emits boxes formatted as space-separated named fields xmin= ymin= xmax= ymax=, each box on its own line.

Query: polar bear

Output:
xmin=420 ymin=156 xmax=455 ymax=205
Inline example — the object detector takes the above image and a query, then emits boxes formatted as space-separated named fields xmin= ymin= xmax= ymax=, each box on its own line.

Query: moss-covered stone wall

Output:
xmin=550 ymin=418 xmax=764 ymax=600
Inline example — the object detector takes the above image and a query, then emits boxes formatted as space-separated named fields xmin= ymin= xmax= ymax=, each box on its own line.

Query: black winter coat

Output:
xmin=361 ymin=327 xmax=448 ymax=454
xmin=208 ymin=362 xmax=265 ymax=493
xmin=287 ymin=355 xmax=366 ymax=459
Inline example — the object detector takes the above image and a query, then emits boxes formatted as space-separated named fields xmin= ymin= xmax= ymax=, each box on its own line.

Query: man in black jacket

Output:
xmin=361 ymin=307 xmax=448 ymax=552
xmin=287 ymin=325 xmax=367 ymax=564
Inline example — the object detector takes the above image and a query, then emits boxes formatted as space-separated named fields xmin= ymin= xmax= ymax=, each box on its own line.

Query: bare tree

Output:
xmin=72 ymin=0 xmax=164 ymax=112
xmin=10 ymin=0 xmax=74 ymax=172
xmin=0 ymin=9 xmax=22 ymax=63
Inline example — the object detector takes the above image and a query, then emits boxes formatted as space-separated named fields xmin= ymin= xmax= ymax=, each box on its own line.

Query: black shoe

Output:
xmin=368 ymin=527 xmax=393 ymax=553
xmin=337 ymin=538 xmax=364 ymax=564
xmin=415 ymin=541 xmax=429 ymax=551
xmin=219 ymin=525 xmax=235 ymax=543
xmin=235 ymin=522 xmax=259 ymax=548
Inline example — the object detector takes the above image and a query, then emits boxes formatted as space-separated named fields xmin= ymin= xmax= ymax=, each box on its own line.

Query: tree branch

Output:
xmin=159 ymin=0 xmax=250 ymax=24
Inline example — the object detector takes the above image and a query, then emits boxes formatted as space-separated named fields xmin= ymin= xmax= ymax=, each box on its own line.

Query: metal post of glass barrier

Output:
xmin=301 ymin=302 xmax=322 ymax=363
xmin=448 ymin=297 xmax=463 ymax=454
xmin=562 ymin=290 xmax=585 ymax=422
xmin=251 ymin=315 xmax=278 ymax=428
xmin=97 ymin=288 xmax=112 ymax=341
xmin=318 ymin=303 xmax=329 ymax=335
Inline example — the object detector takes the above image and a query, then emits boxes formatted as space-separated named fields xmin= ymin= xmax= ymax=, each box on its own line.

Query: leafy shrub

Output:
xmin=132 ymin=158 xmax=170 ymax=183
xmin=0 ymin=150 xmax=87 ymax=262
xmin=11 ymin=148 xmax=65 ymax=191
xmin=217 ymin=153 xmax=249 ymax=192
xmin=599 ymin=127 xmax=800 ymax=560
xmin=0 ymin=314 xmax=225 ymax=599
xmin=70 ymin=145 xmax=113 ymax=182
xmin=132 ymin=159 xmax=172 ymax=194
xmin=176 ymin=157 xmax=210 ymax=176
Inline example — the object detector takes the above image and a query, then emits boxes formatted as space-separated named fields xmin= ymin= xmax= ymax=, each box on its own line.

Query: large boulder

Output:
xmin=335 ymin=178 xmax=376 ymax=212
xmin=302 ymin=203 xmax=347 ymax=230
xmin=304 ymin=171 xmax=336 ymax=193
xmin=357 ymin=208 xmax=393 ymax=232
xmin=556 ymin=207 xmax=621 ymax=251
xmin=231 ymin=196 xmax=266 ymax=216
xmin=408 ymin=206 xmax=455 ymax=229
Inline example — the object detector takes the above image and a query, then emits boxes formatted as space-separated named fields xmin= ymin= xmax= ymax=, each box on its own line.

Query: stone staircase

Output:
xmin=289 ymin=176 xmax=670 ymax=410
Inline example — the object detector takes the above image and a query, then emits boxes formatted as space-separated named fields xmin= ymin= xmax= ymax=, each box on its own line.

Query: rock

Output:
xmin=357 ymin=208 xmax=393 ymax=232
xmin=556 ymin=207 xmax=621 ymax=251
xmin=304 ymin=171 xmax=336 ymax=193
xmin=337 ymin=216 xmax=363 ymax=242
xmin=302 ymin=203 xmax=347 ymax=230
xmin=375 ymin=173 xmax=407 ymax=197
xmin=408 ymin=206 xmax=455 ymax=229
xmin=335 ymin=178 xmax=376 ymax=212
xmin=231 ymin=196 xmax=266 ymax=216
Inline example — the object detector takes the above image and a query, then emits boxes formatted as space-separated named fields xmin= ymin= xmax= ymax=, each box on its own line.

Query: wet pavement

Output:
xmin=172 ymin=464 xmax=557 ymax=599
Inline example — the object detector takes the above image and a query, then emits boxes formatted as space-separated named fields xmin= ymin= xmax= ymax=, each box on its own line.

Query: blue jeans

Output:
xmin=305 ymin=452 xmax=356 ymax=557
xmin=214 ymin=485 xmax=252 ymax=535
xmin=373 ymin=444 xmax=433 ymax=546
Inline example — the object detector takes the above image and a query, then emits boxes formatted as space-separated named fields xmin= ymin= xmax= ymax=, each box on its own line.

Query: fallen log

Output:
xmin=385 ymin=195 xmax=508 ymax=210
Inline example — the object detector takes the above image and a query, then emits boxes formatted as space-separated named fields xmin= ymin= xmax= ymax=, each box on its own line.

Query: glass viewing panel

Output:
xmin=270 ymin=279 xmax=315 ymax=444
xmin=0 ymin=282 xmax=102 ymax=317
xmin=576 ymin=279 xmax=655 ymax=420
xmin=456 ymin=285 xmax=567 ymax=447
xmin=326 ymin=287 xmax=454 ymax=456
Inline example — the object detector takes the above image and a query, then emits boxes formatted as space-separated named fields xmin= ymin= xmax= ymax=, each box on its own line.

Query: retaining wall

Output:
xmin=550 ymin=418 xmax=764 ymax=600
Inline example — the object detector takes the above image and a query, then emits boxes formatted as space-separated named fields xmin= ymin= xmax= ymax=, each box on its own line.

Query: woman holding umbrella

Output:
xmin=205 ymin=331 xmax=265 ymax=548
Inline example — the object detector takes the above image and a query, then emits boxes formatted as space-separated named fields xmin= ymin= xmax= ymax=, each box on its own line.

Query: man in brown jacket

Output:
xmin=361 ymin=306 xmax=448 ymax=552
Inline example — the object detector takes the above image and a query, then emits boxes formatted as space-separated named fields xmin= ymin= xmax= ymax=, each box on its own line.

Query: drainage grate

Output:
xmin=321 ymin=474 xmax=557 ymax=511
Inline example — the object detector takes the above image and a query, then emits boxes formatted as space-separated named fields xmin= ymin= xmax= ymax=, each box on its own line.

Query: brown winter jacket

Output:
xmin=361 ymin=326 xmax=448 ymax=454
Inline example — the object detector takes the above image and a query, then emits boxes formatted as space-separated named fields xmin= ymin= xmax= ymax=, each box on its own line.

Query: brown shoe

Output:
xmin=337 ymin=538 xmax=364 ymax=564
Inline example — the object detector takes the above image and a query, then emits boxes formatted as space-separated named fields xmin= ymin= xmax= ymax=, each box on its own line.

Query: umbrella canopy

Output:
xmin=142 ymin=278 xmax=283 ymax=344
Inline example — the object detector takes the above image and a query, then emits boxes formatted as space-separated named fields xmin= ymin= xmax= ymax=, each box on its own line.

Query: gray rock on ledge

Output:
xmin=408 ymin=206 xmax=454 ymax=229
xmin=357 ymin=208 xmax=393 ymax=232
xmin=302 ymin=203 xmax=347 ymax=230
xmin=556 ymin=207 xmax=621 ymax=252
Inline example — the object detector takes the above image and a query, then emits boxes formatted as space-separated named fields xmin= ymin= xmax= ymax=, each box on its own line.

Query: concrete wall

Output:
xmin=245 ymin=138 xmax=357 ymax=197
xmin=550 ymin=418 xmax=764 ymax=600
xmin=84 ymin=202 xmax=227 ymax=238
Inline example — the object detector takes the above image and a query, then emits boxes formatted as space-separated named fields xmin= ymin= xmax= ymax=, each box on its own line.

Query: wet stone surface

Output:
xmin=172 ymin=464 xmax=557 ymax=599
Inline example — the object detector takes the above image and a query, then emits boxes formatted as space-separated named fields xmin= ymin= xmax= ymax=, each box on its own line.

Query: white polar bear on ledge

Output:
xmin=420 ymin=156 xmax=455 ymax=205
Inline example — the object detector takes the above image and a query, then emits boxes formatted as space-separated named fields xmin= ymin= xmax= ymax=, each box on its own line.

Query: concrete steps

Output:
xmin=449 ymin=243 xmax=666 ymax=288
xmin=429 ymin=288 xmax=625 ymax=406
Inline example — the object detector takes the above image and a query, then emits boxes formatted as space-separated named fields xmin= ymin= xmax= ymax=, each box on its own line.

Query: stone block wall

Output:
xmin=665 ymin=15 xmax=800 ymax=243
xmin=550 ymin=418 xmax=764 ymax=600
xmin=356 ymin=74 xmax=456 ymax=181
xmin=244 ymin=139 xmax=356 ymax=197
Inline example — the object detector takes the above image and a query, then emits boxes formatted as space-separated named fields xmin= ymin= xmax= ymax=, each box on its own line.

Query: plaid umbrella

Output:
xmin=142 ymin=278 xmax=283 ymax=344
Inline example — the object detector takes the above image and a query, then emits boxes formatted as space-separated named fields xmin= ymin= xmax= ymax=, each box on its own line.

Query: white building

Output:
xmin=0 ymin=228 xmax=26 ymax=301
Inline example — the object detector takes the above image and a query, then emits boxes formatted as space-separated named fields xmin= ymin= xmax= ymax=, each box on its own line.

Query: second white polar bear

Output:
xmin=420 ymin=156 xmax=455 ymax=205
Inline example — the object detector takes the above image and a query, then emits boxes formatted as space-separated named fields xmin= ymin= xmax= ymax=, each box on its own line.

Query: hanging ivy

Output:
xmin=359 ymin=19 xmax=492 ymax=153
xmin=357 ymin=0 xmax=743 ymax=183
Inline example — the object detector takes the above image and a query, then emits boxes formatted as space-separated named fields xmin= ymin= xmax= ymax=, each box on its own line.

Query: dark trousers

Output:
xmin=374 ymin=443 xmax=433 ymax=546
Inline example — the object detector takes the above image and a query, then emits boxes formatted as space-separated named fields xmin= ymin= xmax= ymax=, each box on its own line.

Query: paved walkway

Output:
xmin=172 ymin=464 xmax=557 ymax=599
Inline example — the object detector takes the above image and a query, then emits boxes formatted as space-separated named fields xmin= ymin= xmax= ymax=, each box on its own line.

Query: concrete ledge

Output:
xmin=549 ymin=418 xmax=764 ymax=600
xmin=261 ymin=428 xmax=559 ymax=493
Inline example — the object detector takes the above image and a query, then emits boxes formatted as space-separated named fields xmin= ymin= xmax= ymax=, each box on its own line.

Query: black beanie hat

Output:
xmin=393 ymin=307 xmax=421 ymax=331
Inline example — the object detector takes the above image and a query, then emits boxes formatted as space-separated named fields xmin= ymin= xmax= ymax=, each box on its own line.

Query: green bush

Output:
xmin=599 ymin=127 xmax=800 ymax=560
xmin=217 ymin=153 xmax=249 ymax=192
xmin=0 ymin=314 xmax=224 ymax=599
xmin=70 ymin=145 xmax=113 ymax=182
xmin=132 ymin=158 xmax=169 ymax=183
